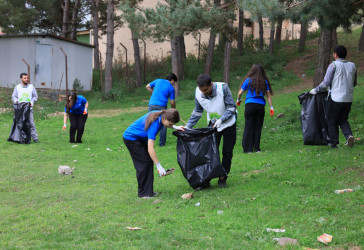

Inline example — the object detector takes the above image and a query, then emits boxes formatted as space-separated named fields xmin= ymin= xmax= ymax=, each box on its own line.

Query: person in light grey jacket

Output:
xmin=310 ymin=45 xmax=357 ymax=149
xmin=11 ymin=73 xmax=39 ymax=143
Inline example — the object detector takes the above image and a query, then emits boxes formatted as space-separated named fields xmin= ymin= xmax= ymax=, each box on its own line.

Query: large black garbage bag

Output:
xmin=7 ymin=103 xmax=31 ymax=144
xmin=298 ymin=92 xmax=330 ymax=145
xmin=172 ymin=127 xmax=226 ymax=189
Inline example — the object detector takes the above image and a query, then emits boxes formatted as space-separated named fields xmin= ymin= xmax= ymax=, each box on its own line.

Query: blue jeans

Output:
xmin=148 ymin=105 xmax=167 ymax=146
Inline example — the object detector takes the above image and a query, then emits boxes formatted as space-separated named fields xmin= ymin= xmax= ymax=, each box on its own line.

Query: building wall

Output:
xmin=94 ymin=1 xmax=319 ymax=64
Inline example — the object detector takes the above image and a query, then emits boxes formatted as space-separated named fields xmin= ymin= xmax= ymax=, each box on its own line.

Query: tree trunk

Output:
xmin=177 ymin=37 xmax=184 ymax=81
xmin=171 ymin=37 xmax=180 ymax=96
xmin=331 ymin=28 xmax=338 ymax=48
xmin=298 ymin=22 xmax=308 ymax=52
xmin=204 ymin=28 xmax=216 ymax=75
xmin=104 ymin=0 xmax=114 ymax=93
xmin=178 ymin=36 xmax=186 ymax=59
xmin=62 ymin=0 xmax=70 ymax=38
xmin=359 ymin=23 xmax=364 ymax=51
xmin=93 ymin=0 xmax=100 ymax=70
xmin=258 ymin=15 xmax=264 ymax=50
xmin=131 ymin=31 xmax=142 ymax=88
xmin=70 ymin=0 xmax=81 ymax=40
xmin=275 ymin=17 xmax=283 ymax=46
xmin=237 ymin=8 xmax=244 ymax=56
xmin=313 ymin=28 xmax=335 ymax=87
xmin=269 ymin=24 xmax=275 ymax=54
xmin=223 ymin=41 xmax=231 ymax=84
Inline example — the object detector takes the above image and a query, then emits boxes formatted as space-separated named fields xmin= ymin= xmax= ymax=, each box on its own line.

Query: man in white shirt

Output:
xmin=11 ymin=73 xmax=39 ymax=143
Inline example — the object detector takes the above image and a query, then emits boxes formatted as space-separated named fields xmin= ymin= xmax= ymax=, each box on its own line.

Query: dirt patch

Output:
xmin=48 ymin=106 xmax=148 ymax=118
xmin=241 ymin=169 xmax=265 ymax=176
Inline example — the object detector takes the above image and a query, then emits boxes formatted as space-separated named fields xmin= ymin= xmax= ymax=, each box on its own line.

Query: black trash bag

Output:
xmin=172 ymin=127 xmax=226 ymax=189
xmin=7 ymin=102 xmax=32 ymax=144
xmin=298 ymin=92 xmax=330 ymax=145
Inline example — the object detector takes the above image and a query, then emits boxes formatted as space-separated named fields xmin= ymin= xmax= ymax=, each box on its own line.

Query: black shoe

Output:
xmin=345 ymin=135 xmax=354 ymax=148
xmin=194 ymin=182 xmax=211 ymax=191
xmin=34 ymin=139 xmax=39 ymax=143
xmin=76 ymin=140 xmax=83 ymax=143
xmin=331 ymin=145 xmax=338 ymax=149
xmin=69 ymin=140 xmax=76 ymax=143
xmin=140 ymin=192 xmax=158 ymax=199
xmin=218 ymin=178 xmax=227 ymax=188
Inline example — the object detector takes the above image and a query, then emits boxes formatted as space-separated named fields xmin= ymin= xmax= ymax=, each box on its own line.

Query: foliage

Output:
xmin=72 ymin=78 xmax=83 ymax=91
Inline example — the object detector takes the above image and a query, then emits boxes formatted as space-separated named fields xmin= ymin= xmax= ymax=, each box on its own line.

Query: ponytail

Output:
xmin=144 ymin=109 xmax=180 ymax=131
xmin=145 ymin=110 xmax=164 ymax=131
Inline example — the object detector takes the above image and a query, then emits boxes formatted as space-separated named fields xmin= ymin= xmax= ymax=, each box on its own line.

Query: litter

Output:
xmin=217 ymin=210 xmax=224 ymax=215
xmin=126 ymin=227 xmax=142 ymax=230
xmin=181 ymin=193 xmax=194 ymax=199
xmin=165 ymin=168 xmax=175 ymax=176
xmin=106 ymin=148 xmax=112 ymax=151
xmin=334 ymin=189 xmax=353 ymax=194
xmin=71 ymin=145 xmax=78 ymax=147
xmin=195 ymin=202 xmax=200 ymax=207
xmin=58 ymin=166 xmax=74 ymax=175
xmin=275 ymin=237 xmax=299 ymax=246
xmin=317 ymin=233 xmax=332 ymax=244
xmin=266 ymin=228 xmax=285 ymax=232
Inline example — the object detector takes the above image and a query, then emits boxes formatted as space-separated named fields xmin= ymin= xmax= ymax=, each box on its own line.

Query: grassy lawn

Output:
xmin=0 ymin=29 xmax=363 ymax=248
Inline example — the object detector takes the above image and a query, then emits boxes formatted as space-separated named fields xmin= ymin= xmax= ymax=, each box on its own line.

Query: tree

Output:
xmin=70 ymin=0 xmax=81 ymax=40
xmin=237 ymin=8 xmax=244 ymax=56
xmin=92 ymin=0 xmax=100 ymax=69
xmin=359 ymin=23 xmax=364 ymax=51
xmin=62 ymin=0 xmax=70 ymax=37
xmin=104 ymin=0 xmax=115 ymax=93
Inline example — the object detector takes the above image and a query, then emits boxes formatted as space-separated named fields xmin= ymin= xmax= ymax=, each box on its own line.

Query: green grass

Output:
xmin=0 ymin=28 xmax=363 ymax=249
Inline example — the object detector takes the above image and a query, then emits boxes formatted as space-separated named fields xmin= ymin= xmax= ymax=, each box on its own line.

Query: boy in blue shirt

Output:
xmin=146 ymin=73 xmax=177 ymax=146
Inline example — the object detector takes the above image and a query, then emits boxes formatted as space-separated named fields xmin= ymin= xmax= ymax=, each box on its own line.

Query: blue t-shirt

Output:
xmin=64 ymin=95 xmax=87 ymax=114
xmin=241 ymin=78 xmax=270 ymax=105
xmin=148 ymin=79 xmax=175 ymax=107
xmin=123 ymin=111 xmax=164 ymax=141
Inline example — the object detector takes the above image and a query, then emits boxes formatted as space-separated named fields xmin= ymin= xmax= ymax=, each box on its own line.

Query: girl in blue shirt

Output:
xmin=236 ymin=64 xmax=274 ymax=153
xmin=62 ymin=92 xmax=88 ymax=143
xmin=123 ymin=109 xmax=181 ymax=198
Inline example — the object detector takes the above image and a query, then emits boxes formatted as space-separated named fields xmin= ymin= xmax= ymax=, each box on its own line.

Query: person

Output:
xmin=62 ymin=92 xmax=88 ymax=143
xmin=123 ymin=109 xmax=182 ymax=198
xmin=237 ymin=64 xmax=274 ymax=153
xmin=146 ymin=73 xmax=177 ymax=146
xmin=185 ymin=74 xmax=237 ymax=189
xmin=309 ymin=45 xmax=357 ymax=148
xmin=11 ymin=73 xmax=39 ymax=143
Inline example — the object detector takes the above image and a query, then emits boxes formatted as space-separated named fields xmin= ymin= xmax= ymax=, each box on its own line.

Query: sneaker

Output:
xmin=194 ymin=182 xmax=211 ymax=191
xmin=218 ymin=178 xmax=227 ymax=188
xmin=34 ymin=139 xmax=39 ymax=143
xmin=140 ymin=192 xmax=158 ymax=199
xmin=345 ymin=135 xmax=354 ymax=148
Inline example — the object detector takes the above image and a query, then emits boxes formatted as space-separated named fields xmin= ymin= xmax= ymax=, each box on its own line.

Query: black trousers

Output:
xmin=216 ymin=122 xmax=236 ymax=178
xmin=327 ymin=99 xmax=353 ymax=147
xmin=69 ymin=113 xmax=88 ymax=142
xmin=123 ymin=138 xmax=154 ymax=197
xmin=243 ymin=103 xmax=265 ymax=153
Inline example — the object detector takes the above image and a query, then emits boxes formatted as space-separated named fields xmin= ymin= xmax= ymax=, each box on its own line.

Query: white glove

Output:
xmin=309 ymin=89 xmax=317 ymax=95
xmin=172 ymin=125 xmax=185 ymax=131
xmin=213 ymin=119 xmax=222 ymax=129
xmin=156 ymin=162 xmax=166 ymax=177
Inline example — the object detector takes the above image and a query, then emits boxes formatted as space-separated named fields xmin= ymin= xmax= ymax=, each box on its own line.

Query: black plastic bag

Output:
xmin=298 ymin=92 xmax=330 ymax=145
xmin=7 ymin=102 xmax=31 ymax=144
xmin=172 ymin=127 xmax=226 ymax=189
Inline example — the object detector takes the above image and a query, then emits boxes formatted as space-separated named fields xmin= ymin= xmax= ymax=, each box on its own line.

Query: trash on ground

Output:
xmin=334 ymin=189 xmax=353 ymax=194
xmin=58 ymin=166 xmax=74 ymax=175
xmin=195 ymin=202 xmax=200 ymax=207
xmin=317 ymin=233 xmax=332 ymax=244
xmin=165 ymin=168 xmax=175 ymax=176
xmin=71 ymin=145 xmax=78 ymax=147
xmin=73 ymin=160 xmax=77 ymax=162
xmin=86 ymin=148 xmax=91 ymax=151
xmin=274 ymin=237 xmax=299 ymax=246
xmin=276 ymin=113 xmax=285 ymax=119
xmin=217 ymin=210 xmax=224 ymax=215
xmin=181 ymin=193 xmax=194 ymax=199
xmin=152 ymin=199 xmax=163 ymax=204
xmin=106 ymin=148 xmax=112 ymax=151
xmin=266 ymin=228 xmax=285 ymax=232
xmin=126 ymin=227 xmax=142 ymax=230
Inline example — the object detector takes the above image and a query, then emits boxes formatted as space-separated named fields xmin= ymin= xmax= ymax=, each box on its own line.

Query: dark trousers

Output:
xmin=216 ymin=122 xmax=236 ymax=177
xmin=123 ymin=138 xmax=154 ymax=197
xmin=243 ymin=103 xmax=265 ymax=153
xmin=327 ymin=99 xmax=353 ymax=147
xmin=69 ymin=113 xmax=88 ymax=142
xmin=148 ymin=105 xmax=167 ymax=146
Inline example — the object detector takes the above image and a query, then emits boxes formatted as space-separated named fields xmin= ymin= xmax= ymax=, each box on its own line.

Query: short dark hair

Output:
xmin=20 ymin=73 xmax=28 ymax=78
xmin=166 ymin=73 xmax=177 ymax=82
xmin=333 ymin=45 xmax=347 ymax=58
xmin=196 ymin=73 xmax=212 ymax=87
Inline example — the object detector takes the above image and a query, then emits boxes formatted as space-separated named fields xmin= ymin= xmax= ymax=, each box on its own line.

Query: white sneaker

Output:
xmin=345 ymin=136 xmax=354 ymax=148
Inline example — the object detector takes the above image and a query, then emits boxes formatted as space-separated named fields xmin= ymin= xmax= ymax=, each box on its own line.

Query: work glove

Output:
xmin=236 ymin=99 xmax=242 ymax=106
xmin=62 ymin=124 xmax=66 ymax=131
xmin=309 ymin=89 xmax=317 ymax=95
xmin=270 ymin=106 xmax=274 ymax=117
xmin=172 ymin=125 xmax=185 ymax=131
xmin=213 ymin=119 xmax=222 ymax=129
xmin=83 ymin=108 xmax=88 ymax=115
xmin=156 ymin=162 xmax=166 ymax=177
